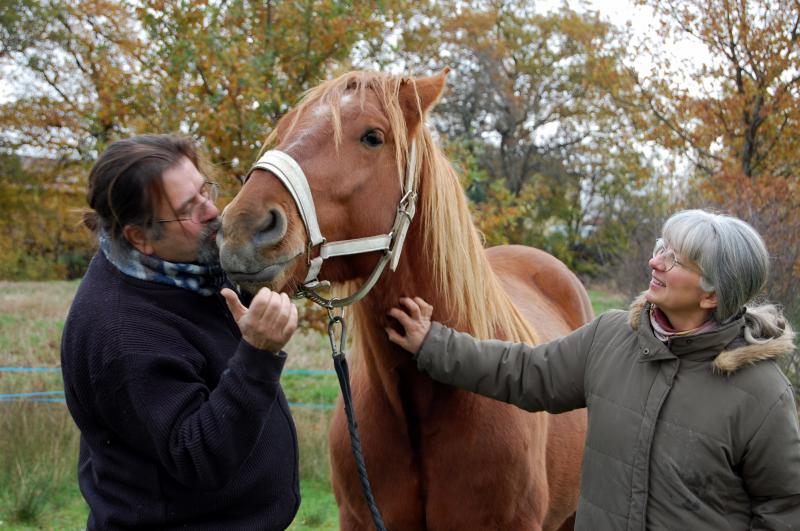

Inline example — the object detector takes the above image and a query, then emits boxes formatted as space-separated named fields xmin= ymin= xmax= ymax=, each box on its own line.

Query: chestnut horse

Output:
xmin=218 ymin=70 xmax=591 ymax=530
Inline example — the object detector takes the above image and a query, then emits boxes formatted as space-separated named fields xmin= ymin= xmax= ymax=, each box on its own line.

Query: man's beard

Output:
xmin=196 ymin=218 xmax=222 ymax=265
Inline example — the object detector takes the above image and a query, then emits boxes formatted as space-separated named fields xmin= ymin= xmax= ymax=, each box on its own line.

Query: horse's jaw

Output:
xmin=225 ymin=259 xmax=300 ymax=295
xmin=218 ymin=235 xmax=303 ymax=295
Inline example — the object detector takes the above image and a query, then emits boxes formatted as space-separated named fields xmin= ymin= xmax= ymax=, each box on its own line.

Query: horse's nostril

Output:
xmin=263 ymin=210 xmax=278 ymax=233
xmin=255 ymin=207 xmax=286 ymax=247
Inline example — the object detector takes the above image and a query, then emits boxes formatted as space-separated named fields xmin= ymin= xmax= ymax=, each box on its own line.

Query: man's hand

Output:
xmin=385 ymin=296 xmax=433 ymax=356
xmin=221 ymin=287 xmax=298 ymax=353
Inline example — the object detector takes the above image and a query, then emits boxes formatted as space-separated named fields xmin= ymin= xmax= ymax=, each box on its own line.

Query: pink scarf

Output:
xmin=649 ymin=306 xmax=719 ymax=343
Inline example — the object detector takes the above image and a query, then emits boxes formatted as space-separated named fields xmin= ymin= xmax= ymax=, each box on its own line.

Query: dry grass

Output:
xmin=0 ymin=281 xmax=77 ymax=368
xmin=284 ymin=310 xmax=336 ymax=371
xmin=294 ymin=409 xmax=335 ymax=483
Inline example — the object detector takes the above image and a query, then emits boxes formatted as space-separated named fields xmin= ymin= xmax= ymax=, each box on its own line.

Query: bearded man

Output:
xmin=61 ymin=134 xmax=300 ymax=530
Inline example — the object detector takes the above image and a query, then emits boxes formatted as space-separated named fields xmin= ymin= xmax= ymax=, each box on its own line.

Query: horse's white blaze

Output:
xmin=284 ymin=105 xmax=330 ymax=155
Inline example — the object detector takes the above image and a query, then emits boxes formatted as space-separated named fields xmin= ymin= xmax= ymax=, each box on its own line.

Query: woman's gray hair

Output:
xmin=662 ymin=209 xmax=791 ymax=343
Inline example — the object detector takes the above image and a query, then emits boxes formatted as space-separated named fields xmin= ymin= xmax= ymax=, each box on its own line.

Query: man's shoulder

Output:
xmin=66 ymin=254 xmax=195 ymax=344
xmin=70 ymin=255 xmax=146 ymax=320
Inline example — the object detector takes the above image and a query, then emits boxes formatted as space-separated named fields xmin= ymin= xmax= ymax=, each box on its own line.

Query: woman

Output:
xmin=386 ymin=210 xmax=799 ymax=529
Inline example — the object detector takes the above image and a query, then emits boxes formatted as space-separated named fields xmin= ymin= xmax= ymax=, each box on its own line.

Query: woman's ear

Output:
xmin=700 ymin=290 xmax=718 ymax=311
xmin=123 ymin=224 xmax=154 ymax=255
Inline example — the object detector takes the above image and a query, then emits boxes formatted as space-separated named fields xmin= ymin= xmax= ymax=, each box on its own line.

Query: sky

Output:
xmin=566 ymin=0 xmax=709 ymax=73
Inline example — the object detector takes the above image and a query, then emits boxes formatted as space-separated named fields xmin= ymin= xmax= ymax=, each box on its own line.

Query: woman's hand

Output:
xmin=386 ymin=296 xmax=434 ymax=355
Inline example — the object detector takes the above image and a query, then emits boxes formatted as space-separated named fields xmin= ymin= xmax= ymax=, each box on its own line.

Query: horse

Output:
xmin=218 ymin=69 xmax=592 ymax=530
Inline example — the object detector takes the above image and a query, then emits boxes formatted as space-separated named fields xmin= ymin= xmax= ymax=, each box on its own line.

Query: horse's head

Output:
xmin=219 ymin=70 xmax=446 ymax=294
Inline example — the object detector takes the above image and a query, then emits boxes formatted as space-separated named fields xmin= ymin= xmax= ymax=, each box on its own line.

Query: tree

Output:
xmin=0 ymin=153 xmax=88 ymax=279
xmin=1 ymin=0 xmax=150 ymax=158
xmin=630 ymin=0 xmax=800 ymax=179
xmin=385 ymin=0 xmax=657 ymax=277
xmin=137 ymin=0 xmax=388 ymax=182
xmin=1 ymin=0 xmax=390 ymax=177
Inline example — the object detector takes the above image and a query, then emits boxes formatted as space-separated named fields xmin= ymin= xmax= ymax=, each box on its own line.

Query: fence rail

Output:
xmin=0 ymin=367 xmax=337 ymax=410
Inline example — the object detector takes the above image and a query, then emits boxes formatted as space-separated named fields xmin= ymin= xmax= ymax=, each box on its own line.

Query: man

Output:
xmin=61 ymin=134 xmax=300 ymax=530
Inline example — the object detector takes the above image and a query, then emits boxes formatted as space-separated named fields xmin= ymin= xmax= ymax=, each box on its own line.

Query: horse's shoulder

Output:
xmin=486 ymin=244 xmax=593 ymax=331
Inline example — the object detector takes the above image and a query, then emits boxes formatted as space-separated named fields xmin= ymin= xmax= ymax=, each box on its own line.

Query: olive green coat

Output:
xmin=417 ymin=296 xmax=800 ymax=530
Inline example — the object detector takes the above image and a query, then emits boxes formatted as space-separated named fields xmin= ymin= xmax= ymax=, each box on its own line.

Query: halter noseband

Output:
xmin=245 ymin=143 xmax=418 ymax=308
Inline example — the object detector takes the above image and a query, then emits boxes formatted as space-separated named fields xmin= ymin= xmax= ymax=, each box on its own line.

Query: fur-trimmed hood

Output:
xmin=627 ymin=293 xmax=796 ymax=373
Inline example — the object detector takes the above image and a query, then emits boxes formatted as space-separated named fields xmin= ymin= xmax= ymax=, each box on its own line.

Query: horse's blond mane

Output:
xmin=264 ymin=71 xmax=538 ymax=344
xmin=414 ymin=125 xmax=540 ymax=344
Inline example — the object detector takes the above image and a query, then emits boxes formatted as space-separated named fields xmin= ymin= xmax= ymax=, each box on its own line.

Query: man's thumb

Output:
xmin=221 ymin=288 xmax=247 ymax=321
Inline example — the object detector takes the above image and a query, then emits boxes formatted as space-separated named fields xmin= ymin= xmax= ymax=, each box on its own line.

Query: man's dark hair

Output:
xmin=84 ymin=134 xmax=207 ymax=244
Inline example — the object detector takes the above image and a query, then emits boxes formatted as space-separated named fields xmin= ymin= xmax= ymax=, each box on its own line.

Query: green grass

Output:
xmin=288 ymin=480 xmax=339 ymax=530
xmin=588 ymin=289 xmax=629 ymax=315
xmin=0 ymin=280 xmax=626 ymax=529
xmin=283 ymin=373 xmax=340 ymax=406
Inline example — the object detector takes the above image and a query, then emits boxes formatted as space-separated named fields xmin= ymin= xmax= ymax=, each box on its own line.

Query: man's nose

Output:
xmin=201 ymin=198 xmax=220 ymax=222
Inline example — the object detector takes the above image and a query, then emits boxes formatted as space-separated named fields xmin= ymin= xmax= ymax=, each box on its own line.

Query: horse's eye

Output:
xmin=361 ymin=129 xmax=384 ymax=148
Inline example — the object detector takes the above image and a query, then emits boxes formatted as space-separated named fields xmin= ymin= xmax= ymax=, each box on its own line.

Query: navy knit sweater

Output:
xmin=60 ymin=252 xmax=300 ymax=530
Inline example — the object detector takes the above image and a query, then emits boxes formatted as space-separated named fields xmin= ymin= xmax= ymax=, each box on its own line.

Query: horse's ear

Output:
xmin=400 ymin=68 xmax=450 ymax=133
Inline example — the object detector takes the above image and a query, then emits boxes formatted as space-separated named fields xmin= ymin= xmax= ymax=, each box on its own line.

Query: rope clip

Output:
xmin=327 ymin=315 xmax=347 ymax=359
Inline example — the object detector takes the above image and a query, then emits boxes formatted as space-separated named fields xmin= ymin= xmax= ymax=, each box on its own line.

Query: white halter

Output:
xmin=246 ymin=143 xmax=418 ymax=308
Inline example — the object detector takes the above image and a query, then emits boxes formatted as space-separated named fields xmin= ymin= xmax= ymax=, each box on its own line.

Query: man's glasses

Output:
xmin=157 ymin=181 xmax=219 ymax=224
xmin=652 ymin=238 xmax=701 ymax=274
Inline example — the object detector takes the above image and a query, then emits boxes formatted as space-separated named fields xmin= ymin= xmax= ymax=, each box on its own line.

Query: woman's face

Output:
xmin=645 ymin=243 xmax=716 ymax=325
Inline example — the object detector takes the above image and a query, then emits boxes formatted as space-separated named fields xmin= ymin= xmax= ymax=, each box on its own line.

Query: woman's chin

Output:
xmin=644 ymin=287 xmax=658 ymax=304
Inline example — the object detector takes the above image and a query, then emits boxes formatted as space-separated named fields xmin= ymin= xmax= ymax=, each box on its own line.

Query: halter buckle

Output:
xmin=304 ymin=279 xmax=331 ymax=291
xmin=306 ymin=238 xmax=326 ymax=266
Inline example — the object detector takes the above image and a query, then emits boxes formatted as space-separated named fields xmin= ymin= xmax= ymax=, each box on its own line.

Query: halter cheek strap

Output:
xmin=246 ymin=143 xmax=418 ymax=308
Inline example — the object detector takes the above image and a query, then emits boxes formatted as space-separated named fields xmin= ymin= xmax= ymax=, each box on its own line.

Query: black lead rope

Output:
xmin=328 ymin=315 xmax=388 ymax=531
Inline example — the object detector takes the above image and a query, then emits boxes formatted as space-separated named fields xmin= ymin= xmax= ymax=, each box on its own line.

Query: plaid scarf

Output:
xmin=99 ymin=233 xmax=226 ymax=296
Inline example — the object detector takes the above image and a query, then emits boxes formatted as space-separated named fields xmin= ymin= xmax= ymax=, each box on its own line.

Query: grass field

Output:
xmin=0 ymin=281 xmax=627 ymax=529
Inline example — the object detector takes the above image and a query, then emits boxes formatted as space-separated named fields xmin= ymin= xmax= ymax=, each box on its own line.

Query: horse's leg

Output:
xmin=330 ymin=390 xmax=426 ymax=531
xmin=422 ymin=399 xmax=550 ymax=530
xmin=337 ymin=506 xmax=374 ymax=531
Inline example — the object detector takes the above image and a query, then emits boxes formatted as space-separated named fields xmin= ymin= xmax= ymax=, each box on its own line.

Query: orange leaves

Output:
xmin=634 ymin=0 xmax=800 ymax=179
xmin=2 ymin=0 xmax=387 ymax=178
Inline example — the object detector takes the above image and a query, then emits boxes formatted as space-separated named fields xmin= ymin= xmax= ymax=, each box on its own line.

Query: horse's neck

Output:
xmin=352 ymin=236 xmax=469 ymax=419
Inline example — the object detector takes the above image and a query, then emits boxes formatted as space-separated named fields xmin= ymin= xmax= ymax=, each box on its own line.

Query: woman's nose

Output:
xmin=649 ymin=255 xmax=665 ymax=271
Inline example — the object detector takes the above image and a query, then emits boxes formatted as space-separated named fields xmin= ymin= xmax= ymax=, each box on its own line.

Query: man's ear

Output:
xmin=123 ymin=224 xmax=154 ymax=255
xmin=700 ymin=290 xmax=718 ymax=311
